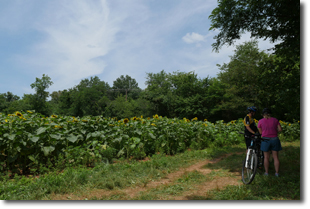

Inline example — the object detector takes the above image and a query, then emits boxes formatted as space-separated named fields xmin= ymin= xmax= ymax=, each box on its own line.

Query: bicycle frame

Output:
xmin=240 ymin=132 xmax=264 ymax=184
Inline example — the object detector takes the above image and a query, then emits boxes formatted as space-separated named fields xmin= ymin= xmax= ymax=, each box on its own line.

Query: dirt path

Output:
xmin=51 ymin=152 xmax=243 ymax=200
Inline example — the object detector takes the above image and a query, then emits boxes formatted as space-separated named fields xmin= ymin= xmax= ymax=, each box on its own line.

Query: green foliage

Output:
xmin=112 ymin=75 xmax=141 ymax=100
xmin=216 ymin=40 xmax=266 ymax=120
xmin=144 ymin=70 xmax=215 ymax=120
xmin=209 ymin=0 xmax=300 ymax=58
xmin=0 ymin=111 xmax=299 ymax=177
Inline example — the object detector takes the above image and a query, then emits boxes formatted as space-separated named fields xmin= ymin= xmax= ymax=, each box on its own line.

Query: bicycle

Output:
xmin=239 ymin=132 xmax=265 ymax=184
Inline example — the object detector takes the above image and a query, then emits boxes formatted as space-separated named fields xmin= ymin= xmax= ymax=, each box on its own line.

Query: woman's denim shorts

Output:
xmin=260 ymin=137 xmax=282 ymax=152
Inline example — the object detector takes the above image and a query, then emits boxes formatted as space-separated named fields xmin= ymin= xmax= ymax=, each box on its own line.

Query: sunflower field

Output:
xmin=0 ymin=111 xmax=300 ymax=175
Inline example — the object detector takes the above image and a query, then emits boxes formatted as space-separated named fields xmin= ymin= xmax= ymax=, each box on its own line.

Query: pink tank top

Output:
xmin=257 ymin=117 xmax=279 ymax=137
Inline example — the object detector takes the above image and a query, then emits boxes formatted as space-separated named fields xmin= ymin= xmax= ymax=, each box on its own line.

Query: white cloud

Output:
xmin=182 ymin=32 xmax=206 ymax=44
xmin=20 ymin=0 xmax=120 ymax=92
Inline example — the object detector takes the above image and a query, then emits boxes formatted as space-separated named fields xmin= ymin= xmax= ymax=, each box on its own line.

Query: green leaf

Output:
xmin=50 ymin=134 xmax=61 ymax=140
xmin=8 ymin=134 xmax=16 ymax=140
xmin=113 ymin=137 xmax=122 ymax=143
xmin=37 ymin=127 xmax=47 ymax=135
xmin=42 ymin=146 xmax=55 ymax=156
xmin=28 ymin=156 xmax=36 ymax=162
xmin=117 ymin=147 xmax=125 ymax=157
xmin=133 ymin=137 xmax=140 ymax=144
xmin=135 ymin=130 xmax=142 ymax=135
xmin=67 ymin=134 xmax=78 ymax=143
xmin=149 ymin=132 xmax=156 ymax=139
xmin=16 ymin=131 xmax=23 ymax=135
xmin=30 ymin=136 xmax=40 ymax=143
xmin=91 ymin=131 xmax=101 ymax=138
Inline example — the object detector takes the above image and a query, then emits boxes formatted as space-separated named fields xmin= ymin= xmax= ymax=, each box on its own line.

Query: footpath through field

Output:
xmin=50 ymin=152 xmax=244 ymax=200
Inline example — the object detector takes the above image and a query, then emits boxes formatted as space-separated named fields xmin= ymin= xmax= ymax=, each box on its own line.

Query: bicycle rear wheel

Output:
xmin=242 ymin=151 xmax=258 ymax=184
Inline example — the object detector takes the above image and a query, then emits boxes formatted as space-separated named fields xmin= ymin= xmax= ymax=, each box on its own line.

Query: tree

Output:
xmin=112 ymin=75 xmax=141 ymax=100
xmin=71 ymin=76 xmax=110 ymax=116
xmin=216 ymin=41 xmax=268 ymax=120
xmin=144 ymin=70 xmax=173 ymax=117
xmin=30 ymin=74 xmax=53 ymax=115
xmin=105 ymin=95 xmax=136 ymax=119
xmin=0 ymin=92 xmax=20 ymax=113
xmin=256 ymin=54 xmax=300 ymax=121
xmin=209 ymin=0 xmax=300 ymax=58
xmin=144 ymin=70 xmax=213 ymax=120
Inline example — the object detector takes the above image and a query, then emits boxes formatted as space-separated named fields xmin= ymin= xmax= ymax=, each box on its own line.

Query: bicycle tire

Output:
xmin=242 ymin=151 xmax=258 ymax=184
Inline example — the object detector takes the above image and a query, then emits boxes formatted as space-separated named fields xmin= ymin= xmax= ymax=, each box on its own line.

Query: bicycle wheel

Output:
xmin=242 ymin=151 xmax=258 ymax=184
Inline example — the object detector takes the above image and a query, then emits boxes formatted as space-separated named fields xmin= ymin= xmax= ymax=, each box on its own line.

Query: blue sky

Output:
xmin=0 ymin=0 xmax=301 ymax=98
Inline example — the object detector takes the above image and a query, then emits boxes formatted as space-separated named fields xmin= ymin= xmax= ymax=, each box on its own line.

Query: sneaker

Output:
xmin=275 ymin=173 xmax=279 ymax=177
xmin=264 ymin=173 xmax=269 ymax=176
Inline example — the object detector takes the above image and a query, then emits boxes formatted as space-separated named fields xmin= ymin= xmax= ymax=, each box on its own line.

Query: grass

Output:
xmin=198 ymin=141 xmax=301 ymax=200
xmin=0 ymin=141 xmax=300 ymax=200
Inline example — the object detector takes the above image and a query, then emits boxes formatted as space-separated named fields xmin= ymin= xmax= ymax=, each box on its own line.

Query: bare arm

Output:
xmin=277 ymin=124 xmax=282 ymax=132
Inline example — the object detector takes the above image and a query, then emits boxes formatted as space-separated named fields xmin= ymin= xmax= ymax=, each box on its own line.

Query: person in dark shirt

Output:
xmin=243 ymin=106 xmax=258 ymax=151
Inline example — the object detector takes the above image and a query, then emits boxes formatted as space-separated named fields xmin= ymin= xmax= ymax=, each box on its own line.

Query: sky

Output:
xmin=0 ymin=0 xmax=301 ymax=99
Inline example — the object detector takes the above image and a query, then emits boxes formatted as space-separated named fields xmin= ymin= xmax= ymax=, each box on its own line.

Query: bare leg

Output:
xmin=272 ymin=151 xmax=280 ymax=174
xmin=264 ymin=151 xmax=270 ymax=174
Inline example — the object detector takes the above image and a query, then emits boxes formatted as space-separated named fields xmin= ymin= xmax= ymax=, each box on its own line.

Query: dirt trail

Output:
xmin=51 ymin=152 xmax=243 ymax=200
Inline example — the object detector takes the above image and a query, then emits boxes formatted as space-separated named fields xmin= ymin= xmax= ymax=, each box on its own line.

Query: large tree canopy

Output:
xmin=209 ymin=0 xmax=300 ymax=58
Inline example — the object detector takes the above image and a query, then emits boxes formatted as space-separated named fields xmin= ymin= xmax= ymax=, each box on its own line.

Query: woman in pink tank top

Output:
xmin=257 ymin=108 xmax=283 ymax=177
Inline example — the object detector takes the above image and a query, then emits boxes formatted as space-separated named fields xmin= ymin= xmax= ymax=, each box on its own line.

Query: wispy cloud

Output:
xmin=20 ymin=0 xmax=120 ymax=91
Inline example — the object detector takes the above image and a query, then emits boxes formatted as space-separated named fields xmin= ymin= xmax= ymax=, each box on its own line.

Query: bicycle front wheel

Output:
xmin=242 ymin=151 xmax=258 ymax=184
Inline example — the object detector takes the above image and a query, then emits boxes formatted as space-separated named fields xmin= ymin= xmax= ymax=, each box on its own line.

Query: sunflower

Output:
xmin=27 ymin=110 xmax=33 ymax=114
xmin=153 ymin=114 xmax=159 ymax=119
xmin=123 ymin=118 xmax=129 ymax=124
xmin=151 ymin=123 xmax=156 ymax=126
xmin=15 ymin=112 xmax=23 ymax=117
xmin=204 ymin=119 xmax=208 ymax=122
xmin=51 ymin=115 xmax=58 ymax=118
